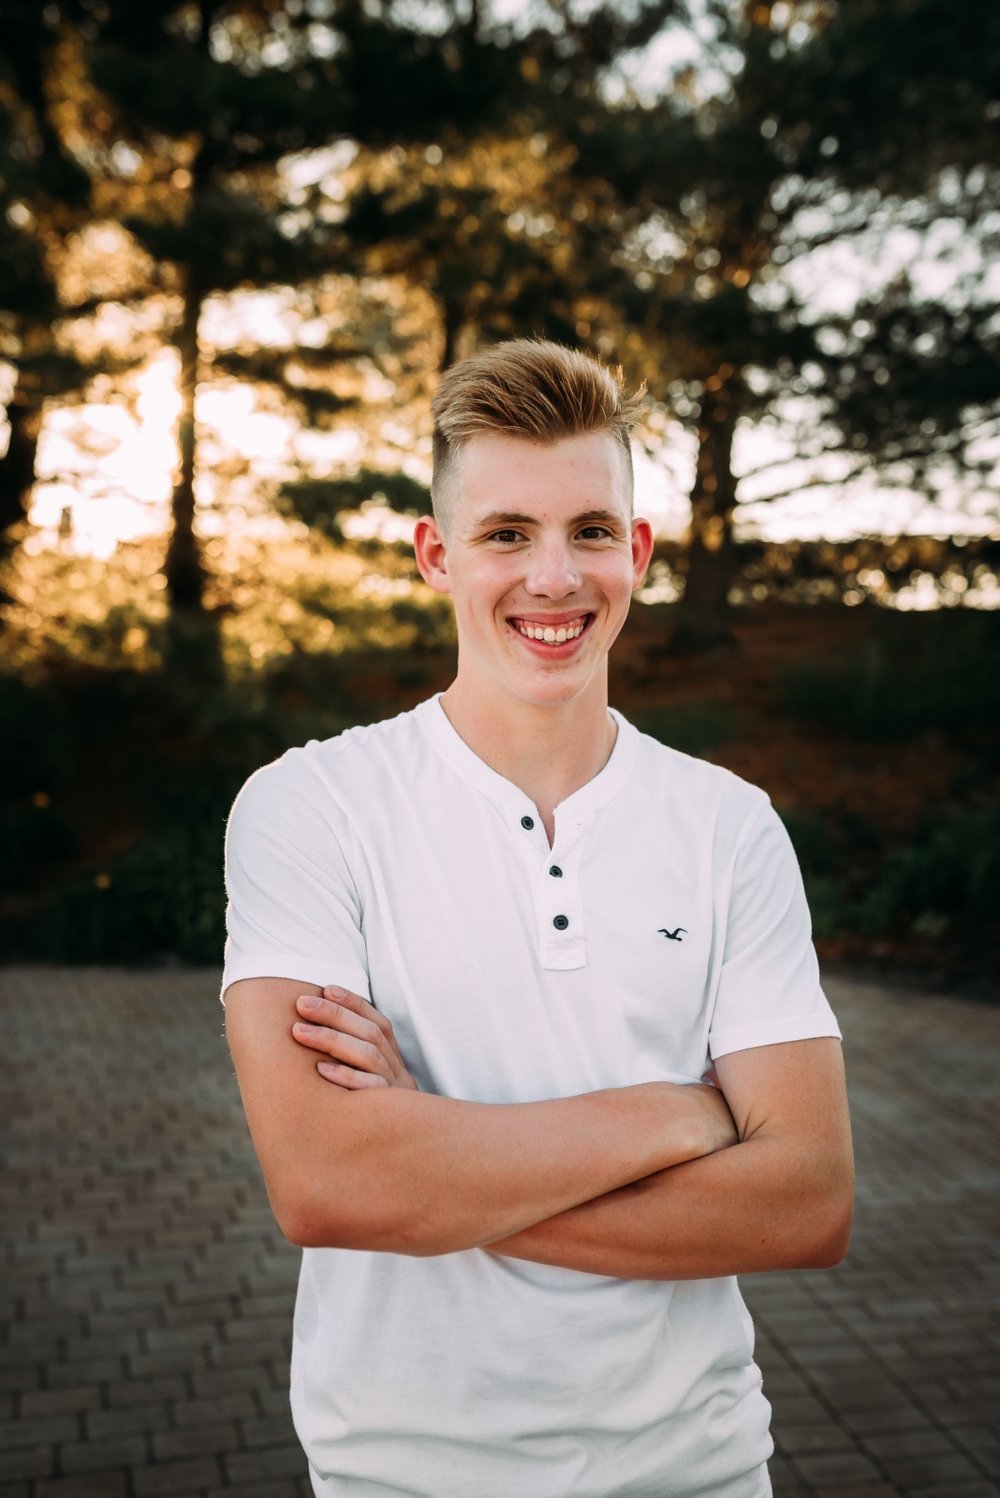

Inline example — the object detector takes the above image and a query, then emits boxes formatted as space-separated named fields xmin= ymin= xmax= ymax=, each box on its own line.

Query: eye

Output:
xmin=489 ymin=528 xmax=525 ymax=544
xmin=577 ymin=525 xmax=613 ymax=541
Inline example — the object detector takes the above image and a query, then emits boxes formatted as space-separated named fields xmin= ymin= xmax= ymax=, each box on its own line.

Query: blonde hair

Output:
xmin=431 ymin=339 xmax=644 ymax=532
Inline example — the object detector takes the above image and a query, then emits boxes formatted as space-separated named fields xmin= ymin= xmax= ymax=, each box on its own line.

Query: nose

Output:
xmin=524 ymin=536 xmax=582 ymax=599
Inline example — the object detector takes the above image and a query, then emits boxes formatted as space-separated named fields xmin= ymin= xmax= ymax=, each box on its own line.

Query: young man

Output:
xmin=223 ymin=340 xmax=853 ymax=1498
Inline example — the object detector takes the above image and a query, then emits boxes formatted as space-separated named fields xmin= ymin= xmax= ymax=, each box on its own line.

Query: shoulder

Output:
xmin=622 ymin=714 xmax=771 ymax=840
xmin=228 ymin=702 xmax=430 ymax=828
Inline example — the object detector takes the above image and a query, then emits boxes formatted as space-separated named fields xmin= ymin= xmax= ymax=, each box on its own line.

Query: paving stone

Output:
xmin=105 ymin=1376 xmax=188 ymax=1408
xmin=0 ymin=1445 xmax=54 ymax=1481
xmin=4 ymin=967 xmax=1000 ymax=1495
xmin=173 ymin=1394 xmax=257 ymax=1428
xmin=152 ymin=1422 xmax=240 ymax=1462
xmin=792 ymin=1449 xmax=886 ymax=1485
xmin=775 ymin=1421 xmax=855 ymax=1454
xmin=131 ymin=1459 xmax=221 ymax=1495
xmin=60 ymin=1435 xmax=148 ymax=1473
xmin=19 ymin=1388 xmax=101 ymax=1418
xmin=878 ymin=1450 xmax=990 ymax=1487
xmin=223 ymin=1444 xmax=309 ymax=1483
xmin=0 ymin=1415 xmax=79 ymax=1450
xmin=206 ymin=1484 xmax=301 ymax=1498
xmin=36 ymin=1475 xmax=129 ymax=1498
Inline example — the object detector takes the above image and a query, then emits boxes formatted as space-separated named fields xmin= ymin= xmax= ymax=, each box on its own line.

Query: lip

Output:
xmin=506 ymin=612 xmax=595 ymax=654
xmin=508 ymin=611 xmax=592 ymax=628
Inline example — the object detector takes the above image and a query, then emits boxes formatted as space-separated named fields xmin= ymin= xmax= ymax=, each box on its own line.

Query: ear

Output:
xmin=414 ymin=515 xmax=452 ymax=594
xmin=630 ymin=516 xmax=655 ymax=589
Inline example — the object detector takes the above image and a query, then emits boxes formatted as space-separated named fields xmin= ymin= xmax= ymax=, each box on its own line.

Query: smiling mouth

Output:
xmin=509 ymin=613 xmax=592 ymax=645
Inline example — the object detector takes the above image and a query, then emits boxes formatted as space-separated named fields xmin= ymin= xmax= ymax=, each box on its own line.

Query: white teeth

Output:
xmin=514 ymin=618 xmax=586 ymax=642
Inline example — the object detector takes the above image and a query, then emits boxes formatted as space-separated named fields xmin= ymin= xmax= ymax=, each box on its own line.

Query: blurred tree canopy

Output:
xmin=0 ymin=0 xmax=996 ymax=659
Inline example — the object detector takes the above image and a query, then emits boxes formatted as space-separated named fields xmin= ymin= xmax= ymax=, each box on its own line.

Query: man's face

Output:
xmin=415 ymin=430 xmax=653 ymax=713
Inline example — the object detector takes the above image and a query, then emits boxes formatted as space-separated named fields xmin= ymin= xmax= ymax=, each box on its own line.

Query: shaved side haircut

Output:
xmin=430 ymin=339 xmax=645 ymax=534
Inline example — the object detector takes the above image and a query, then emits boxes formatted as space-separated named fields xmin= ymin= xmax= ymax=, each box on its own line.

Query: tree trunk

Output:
xmin=161 ymin=264 xmax=224 ymax=685
xmin=670 ymin=371 xmax=743 ymax=655
xmin=0 ymin=384 xmax=42 ymax=561
xmin=440 ymin=299 xmax=462 ymax=372
xmin=164 ymin=266 xmax=207 ymax=613
xmin=161 ymin=0 xmax=223 ymax=683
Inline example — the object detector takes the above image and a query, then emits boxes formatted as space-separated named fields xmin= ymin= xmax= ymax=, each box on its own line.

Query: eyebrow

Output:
xmin=474 ymin=508 xmax=626 ymax=529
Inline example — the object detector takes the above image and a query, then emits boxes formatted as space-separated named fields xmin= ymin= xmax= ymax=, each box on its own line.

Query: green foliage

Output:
xmin=633 ymin=701 xmax=740 ymax=757
xmin=0 ymin=674 xmax=74 ymax=792
xmin=3 ymin=652 xmax=428 ymax=964
xmin=276 ymin=470 xmax=432 ymax=540
xmin=854 ymin=798 xmax=1000 ymax=937
xmin=30 ymin=818 xmax=227 ymax=965
xmin=0 ymin=800 xmax=79 ymax=894
xmin=778 ymin=807 xmax=880 ymax=942
xmin=781 ymin=609 xmax=1000 ymax=744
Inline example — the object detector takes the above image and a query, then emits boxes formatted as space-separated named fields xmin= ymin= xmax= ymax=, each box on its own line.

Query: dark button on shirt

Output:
xmin=520 ymin=815 xmax=534 ymax=831
xmin=549 ymin=865 xmax=563 ymax=878
xmin=553 ymin=914 xmax=569 ymax=931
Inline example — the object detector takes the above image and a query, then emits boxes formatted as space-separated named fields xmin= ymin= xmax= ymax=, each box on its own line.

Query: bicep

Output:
xmin=715 ymin=1037 xmax=854 ymax=1178
xmin=225 ymin=976 xmax=346 ymax=1228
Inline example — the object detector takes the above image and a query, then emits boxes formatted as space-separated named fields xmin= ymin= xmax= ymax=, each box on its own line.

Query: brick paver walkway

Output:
xmin=1 ymin=968 xmax=998 ymax=1498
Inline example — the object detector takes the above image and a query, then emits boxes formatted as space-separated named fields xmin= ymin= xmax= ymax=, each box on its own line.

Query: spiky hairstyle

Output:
xmin=430 ymin=339 xmax=644 ymax=531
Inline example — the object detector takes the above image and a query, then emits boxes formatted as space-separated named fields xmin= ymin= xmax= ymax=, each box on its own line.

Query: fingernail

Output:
xmin=293 ymin=1022 xmax=315 ymax=1034
xmin=324 ymin=985 xmax=348 ymax=998
xmin=299 ymin=995 xmax=321 ymax=1010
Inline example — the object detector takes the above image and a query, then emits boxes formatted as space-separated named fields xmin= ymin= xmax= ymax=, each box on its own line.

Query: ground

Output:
xmin=1 ymin=966 xmax=998 ymax=1497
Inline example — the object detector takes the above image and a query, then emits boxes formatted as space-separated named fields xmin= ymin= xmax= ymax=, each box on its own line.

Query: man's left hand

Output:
xmin=292 ymin=987 xmax=418 ymax=1091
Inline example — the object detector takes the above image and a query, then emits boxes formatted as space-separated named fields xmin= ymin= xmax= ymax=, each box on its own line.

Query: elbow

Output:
xmin=269 ymin=1177 xmax=445 ymax=1255
xmin=271 ymin=1185 xmax=335 ymax=1249
xmin=267 ymin=1165 xmax=362 ymax=1250
xmin=802 ymin=1188 xmax=854 ymax=1269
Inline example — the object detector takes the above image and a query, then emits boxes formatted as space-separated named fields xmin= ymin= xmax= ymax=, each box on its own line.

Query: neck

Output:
xmin=439 ymin=674 xmax=617 ymax=822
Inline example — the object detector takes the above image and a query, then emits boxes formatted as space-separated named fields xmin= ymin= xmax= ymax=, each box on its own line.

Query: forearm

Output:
xmin=487 ymin=1129 xmax=854 ymax=1279
xmin=253 ymin=1078 xmax=723 ymax=1256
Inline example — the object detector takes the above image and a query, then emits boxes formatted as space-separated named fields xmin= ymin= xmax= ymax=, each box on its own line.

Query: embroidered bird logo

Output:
xmin=659 ymin=927 xmax=687 ymax=941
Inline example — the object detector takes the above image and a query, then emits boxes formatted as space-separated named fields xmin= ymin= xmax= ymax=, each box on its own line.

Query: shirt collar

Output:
xmin=415 ymin=693 xmax=638 ymax=823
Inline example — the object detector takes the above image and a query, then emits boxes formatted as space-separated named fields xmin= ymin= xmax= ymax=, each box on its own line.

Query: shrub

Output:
xmin=854 ymin=797 xmax=1000 ymax=937
xmin=781 ymin=609 xmax=1000 ymax=744
xmin=635 ymin=701 xmax=741 ymax=757
xmin=28 ymin=815 xmax=228 ymax=966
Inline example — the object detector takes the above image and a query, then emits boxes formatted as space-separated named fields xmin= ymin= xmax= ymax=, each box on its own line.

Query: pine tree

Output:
xmin=0 ymin=1 xmax=91 ymax=601
xmin=568 ymin=0 xmax=1000 ymax=649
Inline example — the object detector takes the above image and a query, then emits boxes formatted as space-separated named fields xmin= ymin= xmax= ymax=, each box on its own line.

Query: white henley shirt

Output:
xmin=222 ymin=695 xmax=841 ymax=1498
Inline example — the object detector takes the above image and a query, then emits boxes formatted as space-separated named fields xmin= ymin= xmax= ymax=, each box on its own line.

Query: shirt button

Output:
xmin=549 ymin=865 xmax=563 ymax=878
xmin=553 ymin=914 xmax=569 ymax=931
xmin=520 ymin=815 xmax=534 ymax=830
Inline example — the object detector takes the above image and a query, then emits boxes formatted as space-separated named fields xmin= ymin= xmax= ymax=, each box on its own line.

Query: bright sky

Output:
xmin=24 ymin=344 xmax=996 ymax=567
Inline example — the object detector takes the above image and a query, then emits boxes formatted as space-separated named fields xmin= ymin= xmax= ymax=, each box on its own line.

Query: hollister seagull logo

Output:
xmin=659 ymin=927 xmax=687 ymax=942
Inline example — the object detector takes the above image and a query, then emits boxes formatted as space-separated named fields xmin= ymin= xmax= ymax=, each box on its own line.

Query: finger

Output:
xmin=316 ymin=1060 xmax=388 ymax=1090
xmin=297 ymin=995 xmax=381 ymax=1045
xmin=294 ymin=1000 xmax=398 ymax=1076
xmin=321 ymin=986 xmax=398 ymax=1046
xmin=292 ymin=1022 xmax=393 ymax=1080
xmin=300 ymin=991 xmax=407 ymax=1081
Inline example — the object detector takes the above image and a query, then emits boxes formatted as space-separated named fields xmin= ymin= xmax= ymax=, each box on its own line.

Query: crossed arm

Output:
xmin=225 ymin=979 xmax=854 ymax=1279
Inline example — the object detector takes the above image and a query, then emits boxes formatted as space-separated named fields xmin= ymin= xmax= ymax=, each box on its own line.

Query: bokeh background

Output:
xmin=2 ymin=0 xmax=997 ymax=994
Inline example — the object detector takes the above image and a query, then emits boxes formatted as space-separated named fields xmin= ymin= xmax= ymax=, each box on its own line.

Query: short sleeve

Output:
xmin=221 ymin=756 xmax=370 ymax=1003
xmin=708 ymin=799 xmax=841 ymax=1059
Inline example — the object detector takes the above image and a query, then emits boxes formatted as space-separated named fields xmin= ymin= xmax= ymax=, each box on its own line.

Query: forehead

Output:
xmin=452 ymin=431 xmax=631 ymax=523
